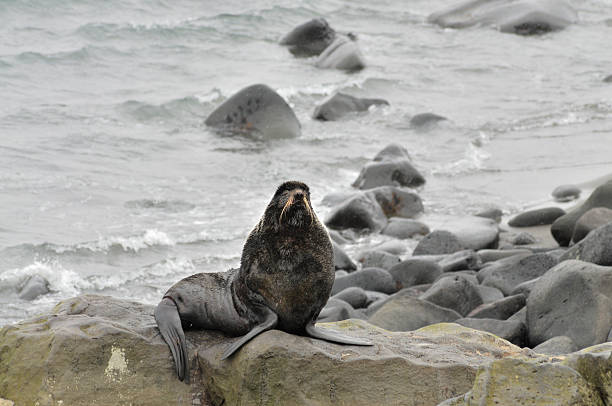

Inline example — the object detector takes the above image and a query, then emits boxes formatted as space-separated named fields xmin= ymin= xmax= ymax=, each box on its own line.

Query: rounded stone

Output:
xmin=508 ymin=207 xmax=565 ymax=227
xmin=413 ymin=230 xmax=464 ymax=256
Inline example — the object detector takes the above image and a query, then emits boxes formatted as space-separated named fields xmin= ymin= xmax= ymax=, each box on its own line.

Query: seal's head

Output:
xmin=265 ymin=181 xmax=315 ymax=231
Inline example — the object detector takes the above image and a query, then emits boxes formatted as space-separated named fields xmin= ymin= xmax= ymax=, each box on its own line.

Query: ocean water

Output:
xmin=1 ymin=0 xmax=611 ymax=326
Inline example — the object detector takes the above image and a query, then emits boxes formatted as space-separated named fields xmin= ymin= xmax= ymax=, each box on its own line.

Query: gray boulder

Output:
xmin=476 ymin=285 xmax=505 ymax=304
xmin=571 ymin=207 xmax=612 ymax=243
xmin=510 ymin=277 xmax=539 ymax=298
xmin=279 ymin=18 xmax=336 ymax=56
xmin=321 ymin=191 xmax=356 ymax=207
xmin=441 ymin=216 xmax=499 ymax=250
xmin=420 ymin=275 xmax=483 ymax=316
xmin=313 ymin=93 xmax=388 ymax=121
xmin=527 ymin=260 xmax=612 ymax=349
xmin=532 ymin=336 xmax=578 ymax=355
xmin=331 ymin=287 xmax=368 ymax=309
xmin=369 ymin=294 xmax=461 ymax=331
xmin=478 ymin=253 xmax=557 ymax=296
xmin=551 ymin=180 xmax=612 ymax=246
xmin=357 ymin=250 xmax=401 ymax=270
xmin=508 ymin=207 xmax=565 ymax=227
xmin=560 ymin=222 xmax=612 ymax=265
xmin=365 ymin=186 xmax=424 ymax=218
xmin=435 ymin=271 xmax=479 ymax=287
xmin=413 ymin=230 xmax=464 ymax=256
xmin=605 ymin=75 xmax=612 ymax=83
xmin=552 ymin=184 xmax=581 ymax=202
xmin=466 ymin=294 xmax=526 ymax=320
xmin=455 ymin=317 xmax=526 ymax=346
xmin=410 ymin=113 xmax=447 ymax=128
xmin=325 ymin=193 xmax=387 ymax=232
xmin=332 ymin=241 xmax=357 ymax=271
xmin=373 ymin=143 xmax=411 ymax=162
xmin=382 ymin=218 xmax=430 ymax=239
xmin=388 ymin=259 xmax=443 ymax=289
xmin=205 ymin=84 xmax=300 ymax=138
xmin=364 ymin=290 xmax=389 ymax=307
xmin=474 ymin=207 xmax=503 ymax=223
xmin=353 ymin=160 xmax=425 ymax=190
xmin=477 ymin=248 xmax=532 ymax=264
xmin=317 ymin=298 xmax=357 ymax=323
xmin=18 ymin=274 xmax=50 ymax=301
xmin=332 ymin=267 xmax=398 ymax=295
xmin=428 ymin=0 xmax=577 ymax=35
xmin=315 ymin=36 xmax=365 ymax=71
xmin=438 ymin=249 xmax=481 ymax=272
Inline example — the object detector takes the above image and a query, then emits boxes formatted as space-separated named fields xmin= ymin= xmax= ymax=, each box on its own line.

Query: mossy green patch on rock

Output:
xmin=0 ymin=295 xmax=202 ymax=406
xmin=562 ymin=343 xmax=612 ymax=405
xmin=438 ymin=344 xmax=612 ymax=405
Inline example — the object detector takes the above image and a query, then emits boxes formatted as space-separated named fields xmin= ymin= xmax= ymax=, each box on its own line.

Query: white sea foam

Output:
xmin=431 ymin=143 xmax=491 ymax=176
xmin=77 ymin=229 xmax=175 ymax=253
xmin=0 ymin=260 xmax=92 ymax=296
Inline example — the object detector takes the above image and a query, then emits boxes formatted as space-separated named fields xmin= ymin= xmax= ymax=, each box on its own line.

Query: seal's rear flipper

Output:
xmin=306 ymin=323 xmax=373 ymax=346
xmin=221 ymin=308 xmax=278 ymax=360
xmin=155 ymin=297 xmax=190 ymax=383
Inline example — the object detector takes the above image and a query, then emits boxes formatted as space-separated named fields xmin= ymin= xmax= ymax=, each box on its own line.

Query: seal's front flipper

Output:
xmin=221 ymin=308 xmax=278 ymax=360
xmin=155 ymin=297 xmax=190 ymax=383
xmin=305 ymin=323 xmax=373 ymax=346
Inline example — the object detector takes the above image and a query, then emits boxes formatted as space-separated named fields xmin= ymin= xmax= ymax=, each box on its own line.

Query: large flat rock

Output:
xmin=198 ymin=321 xmax=529 ymax=406
xmin=0 ymin=294 xmax=534 ymax=406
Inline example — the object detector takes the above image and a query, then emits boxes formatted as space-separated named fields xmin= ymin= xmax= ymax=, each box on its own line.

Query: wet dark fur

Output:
xmin=239 ymin=181 xmax=334 ymax=333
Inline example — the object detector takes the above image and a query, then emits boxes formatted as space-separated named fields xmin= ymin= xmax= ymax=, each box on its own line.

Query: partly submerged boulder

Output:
xmin=428 ymin=0 xmax=577 ymax=35
xmin=313 ymin=92 xmax=388 ymax=121
xmin=205 ymin=84 xmax=301 ymax=138
xmin=280 ymin=18 xmax=336 ymax=56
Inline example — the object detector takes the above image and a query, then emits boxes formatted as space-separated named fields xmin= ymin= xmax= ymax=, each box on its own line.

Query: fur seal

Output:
xmin=155 ymin=181 xmax=371 ymax=382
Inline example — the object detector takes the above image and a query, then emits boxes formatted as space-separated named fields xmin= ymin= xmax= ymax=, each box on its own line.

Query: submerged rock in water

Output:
xmin=313 ymin=93 xmax=388 ymax=121
xmin=552 ymin=184 xmax=581 ymax=202
xmin=205 ymin=84 xmax=301 ymax=138
xmin=428 ymin=0 xmax=577 ymax=35
xmin=365 ymin=186 xmax=424 ymax=218
xmin=18 ymin=274 xmax=50 ymax=301
xmin=325 ymin=192 xmax=388 ymax=232
xmin=315 ymin=36 xmax=366 ymax=71
xmin=353 ymin=144 xmax=426 ymax=190
xmin=279 ymin=18 xmax=336 ymax=57
xmin=410 ymin=112 xmax=447 ymax=128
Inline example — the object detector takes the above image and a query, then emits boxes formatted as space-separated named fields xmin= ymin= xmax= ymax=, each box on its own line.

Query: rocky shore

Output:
xmin=1 ymin=142 xmax=612 ymax=405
